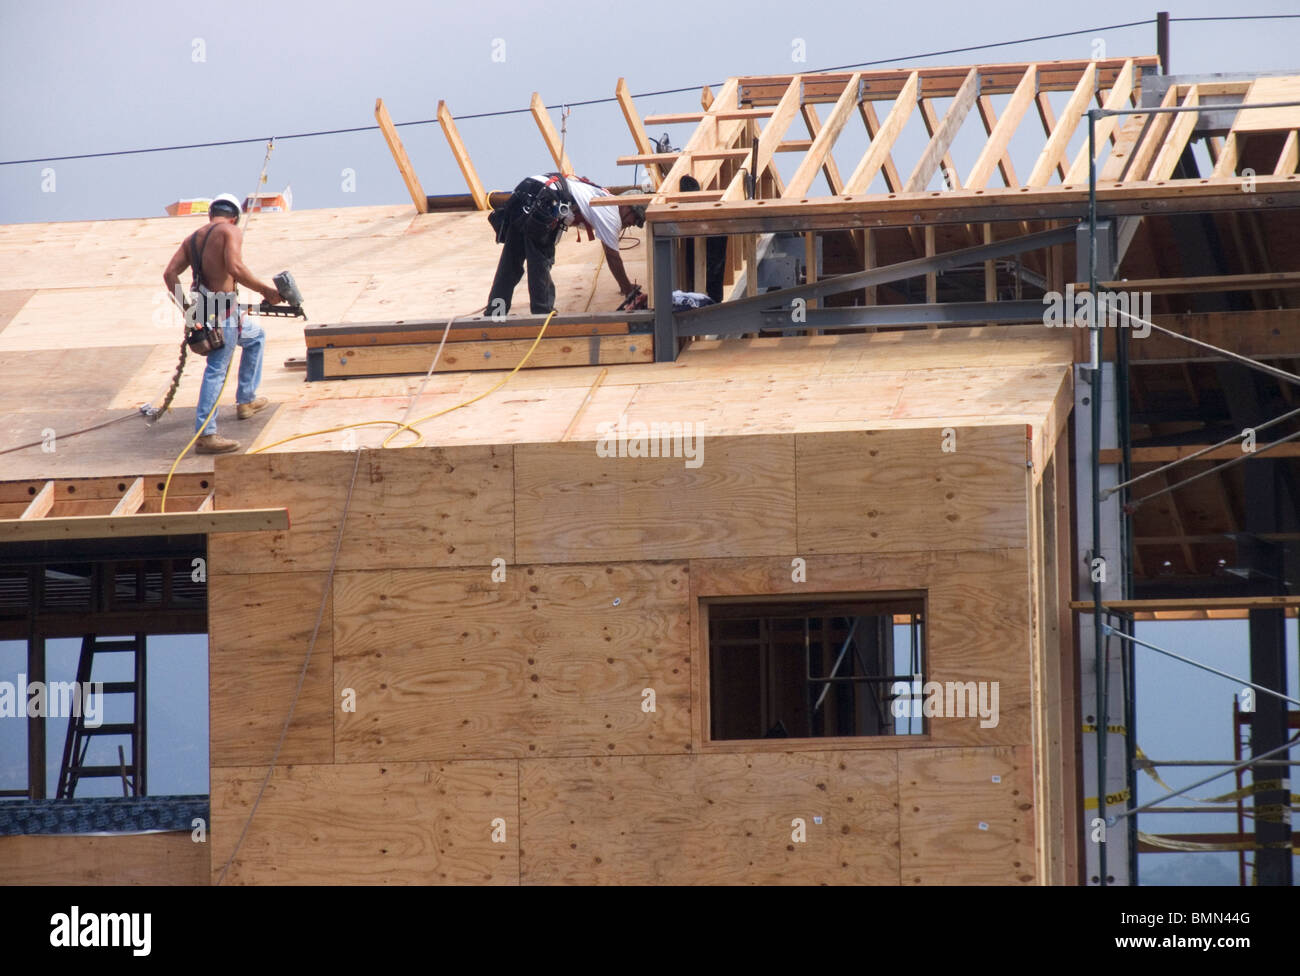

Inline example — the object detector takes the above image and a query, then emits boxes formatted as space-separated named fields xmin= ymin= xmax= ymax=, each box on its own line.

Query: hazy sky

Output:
xmin=1 ymin=1 xmax=1296 ymax=884
xmin=2 ymin=1 xmax=1299 ymax=223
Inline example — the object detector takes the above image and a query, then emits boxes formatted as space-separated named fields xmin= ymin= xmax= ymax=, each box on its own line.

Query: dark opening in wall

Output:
xmin=705 ymin=593 xmax=926 ymax=741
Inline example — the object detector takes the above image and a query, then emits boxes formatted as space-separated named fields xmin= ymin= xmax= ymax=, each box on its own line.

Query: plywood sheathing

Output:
xmin=244 ymin=325 xmax=1073 ymax=461
xmin=0 ymin=205 xmax=632 ymax=480
xmin=174 ymin=230 xmax=1072 ymax=885
xmin=0 ymin=833 xmax=209 ymax=886
xmin=210 ymin=761 xmax=518 ymax=885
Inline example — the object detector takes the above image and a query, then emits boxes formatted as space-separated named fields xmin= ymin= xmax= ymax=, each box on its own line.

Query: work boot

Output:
xmin=237 ymin=396 xmax=269 ymax=420
xmin=195 ymin=434 xmax=241 ymax=455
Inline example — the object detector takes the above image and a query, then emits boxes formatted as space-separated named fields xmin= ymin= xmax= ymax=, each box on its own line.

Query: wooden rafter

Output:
xmin=918 ymin=98 xmax=962 ymax=189
xmin=1028 ymin=63 xmax=1096 ymax=186
xmin=967 ymin=65 xmax=1036 ymax=190
xmin=904 ymin=68 xmax=978 ymax=192
xmin=530 ymin=92 xmax=573 ymax=175
xmin=20 ymin=481 xmax=54 ymax=520
xmin=1100 ymin=111 xmax=1151 ymax=182
xmin=374 ymin=97 xmax=428 ymax=214
xmin=975 ymin=93 xmax=1020 ymax=187
xmin=110 ymin=477 xmax=144 ymax=517
xmin=735 ymin=58 xmax=1154 ymax=104
xmin=844 ymin=72 xmax=918 ymax=194
xmin=1275 ymin=130 xmax=1299 ymax=176
xmin=1063 ymin=60 xmax=1135 ymax=186
xmin=723 ymin=77 xmax=803 ymax=202
xmin=1122 ymin=85 xmax=1178 ymax=182
xmin=616 ymin=78 xmax=664 ymax=189
xmin=1148 ymin=85 xmax=1200 ymax=181
xmin=655 ymin=78 xmax=745 ymax=198
xmin=857 ymin=100 xmax=907 ymax=192
xmin=436 ymin=100 xmax=489 ymax=210
xmin=1156 ymin=468 xmax=1198 ymax=575
xmin=1033 ymin=93 xmax=1066 ymax=181
xmin=784 ymin=73 xmax=862 ymax=199
xmin=800 ymin=103 xmax=846 ymax=195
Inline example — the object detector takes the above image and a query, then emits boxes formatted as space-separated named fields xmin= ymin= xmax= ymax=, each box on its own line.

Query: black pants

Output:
xmin=487 ymin=181 xmax=557 ymax=315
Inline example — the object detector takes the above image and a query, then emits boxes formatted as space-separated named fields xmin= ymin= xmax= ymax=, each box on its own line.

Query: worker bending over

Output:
xmin=162 ymin=193 xmax=281 ymax=455
xmin=487 ymin=173 xmax=645 ymax=315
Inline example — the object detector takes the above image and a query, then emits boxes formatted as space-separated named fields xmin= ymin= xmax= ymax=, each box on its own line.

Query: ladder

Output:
xmin=56 ymin=634 xmax=147 ymax=798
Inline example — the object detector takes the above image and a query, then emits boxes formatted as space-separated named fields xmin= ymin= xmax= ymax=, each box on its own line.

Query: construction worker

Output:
xmin=486 ymin=174 xmax=645 ymax=316
xmin=162 ymin=193 xmax=281 ymax=455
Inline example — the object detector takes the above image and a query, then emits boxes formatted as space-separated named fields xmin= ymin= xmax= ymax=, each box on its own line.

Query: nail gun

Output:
xmin=242 ymin=270 xmax=307 ymax=320
xmin=617 ymin=284 xmax=648 ymax=312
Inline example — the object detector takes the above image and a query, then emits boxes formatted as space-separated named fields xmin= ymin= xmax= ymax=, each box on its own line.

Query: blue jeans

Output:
xmin=194 ymin=313 xmax=264 ymax=435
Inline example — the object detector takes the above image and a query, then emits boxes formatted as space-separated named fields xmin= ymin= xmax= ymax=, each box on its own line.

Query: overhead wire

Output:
xmin=1091 ymin=298 xmax=1300 ymax=508
xmin=0 ymin=17 xmax=1194 ymax=167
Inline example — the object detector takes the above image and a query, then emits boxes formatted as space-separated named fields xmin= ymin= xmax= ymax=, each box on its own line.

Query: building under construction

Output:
xmin=1 ymin=41 xmax=1297 ymax=884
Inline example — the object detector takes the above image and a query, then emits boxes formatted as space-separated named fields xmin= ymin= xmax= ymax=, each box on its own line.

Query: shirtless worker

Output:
xmin=162 ymin=193 xmax=281 ymax=455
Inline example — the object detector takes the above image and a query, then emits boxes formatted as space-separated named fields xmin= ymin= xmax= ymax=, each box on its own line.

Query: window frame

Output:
xmin=699 ymin=589 xmax=930 ymax=752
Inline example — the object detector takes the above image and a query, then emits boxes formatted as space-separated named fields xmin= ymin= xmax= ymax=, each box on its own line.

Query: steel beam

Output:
xmin=648 ymin=191 xmax=1300 ymax=237
xmin=677 ymin=300 xmax=1048 ymax=336
xmin=677 ymin=225 xmax=1075 ymax=333
xmin=652 ymin=232 xmax=676 ymax=362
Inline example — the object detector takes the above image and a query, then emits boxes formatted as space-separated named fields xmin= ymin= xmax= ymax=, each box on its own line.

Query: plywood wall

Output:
xmin=209 ymin=423 xmax=1063 ymax=884
xmin=0 ymin=832 xmax=208 ymax=886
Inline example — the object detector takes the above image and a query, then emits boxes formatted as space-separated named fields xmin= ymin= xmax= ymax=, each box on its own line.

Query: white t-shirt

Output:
xmin=531 ymin=174 xmax=621 ymax=249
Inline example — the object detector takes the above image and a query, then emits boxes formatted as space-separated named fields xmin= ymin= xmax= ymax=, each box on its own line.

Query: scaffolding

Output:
xmin=1084 ymin=95 xmax=1300 ymax=885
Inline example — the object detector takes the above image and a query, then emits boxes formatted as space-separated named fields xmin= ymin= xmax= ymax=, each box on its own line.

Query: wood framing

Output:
xmin=374 ymin=97 xmax=428 ymax=214
xmin=968 ymin=66 xmax=1036 ymax=190
xmin=530 ymin=92 xmax=573 ymax=174
xmin=1028 ymin=64 xmax=1096 ymax=186
xmin=905 ymin=69 xmax=979 ymax=192
xmin=436 ymin=100 xmax=489 ymax=210
xmin=844 ymin=72 xmax=918 ymax=194
xmin=1064 ymin=60 xmax=1134 ymax=186
xmin=9 ymin=53 xmax=1300 ymax=889
xmin=615 ymin=78 xmax=664 ymax=189
xmin=784 ymin=73 xmax=861 ymax=198
xmin=0 ymin=507 xmax=289 ymax=543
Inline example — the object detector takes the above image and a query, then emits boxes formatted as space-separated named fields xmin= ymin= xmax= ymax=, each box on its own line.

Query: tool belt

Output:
xmin=489 ymin=176 xmax=575 ymax=246
xmin=185 ymin=288 xmax=241 ymax=356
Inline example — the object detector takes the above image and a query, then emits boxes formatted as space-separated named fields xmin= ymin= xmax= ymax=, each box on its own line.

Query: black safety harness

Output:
xmin=489 ymin=173 xmax=603 ymax=245
xmin=185 ymin=226 xmax=240 ymax=355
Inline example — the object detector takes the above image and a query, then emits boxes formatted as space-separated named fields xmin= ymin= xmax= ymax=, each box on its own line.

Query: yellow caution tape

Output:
xmin=1138 ymin=831 xmax=1298 ymax=853
xmin=1082 ymin=723 xmax=1128 ymax=735
xmin=1084 ymin=787 xmax=1131 ymax=810
xmin=1134 ymin=745 xmax=1297 ymax=804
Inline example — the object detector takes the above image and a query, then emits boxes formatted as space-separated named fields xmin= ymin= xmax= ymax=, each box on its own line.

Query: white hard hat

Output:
xmin=209 ymin=193 xmax=242 ymax=217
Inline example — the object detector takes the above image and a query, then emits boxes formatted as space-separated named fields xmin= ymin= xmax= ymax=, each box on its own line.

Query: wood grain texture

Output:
xmin=332 ymin=563 xmax=692 ymax=761
xmin=518 ymin=751 xmax=899 ymax=884
xmin=899 ymin=746 xmax=1036 ymax=885
xmin=1234 ymin=75 xmax=1300 ymax=132
xmin=208 ymin=446 xmax=513 ymax=574
xmin=321 ymin=334 xmax=652 ymax=378
xmin=796 ymin=427 xmax=1028 ymax=556
xmin=210 ymin=761 xmax=517 ymax=884
xmin=515 ymin=436 xmax=797 ymax=563
xmin=0 ymin=832 xmax=208 ymax=886
xmin=209 ymin=571 xmax=335 ymax=767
